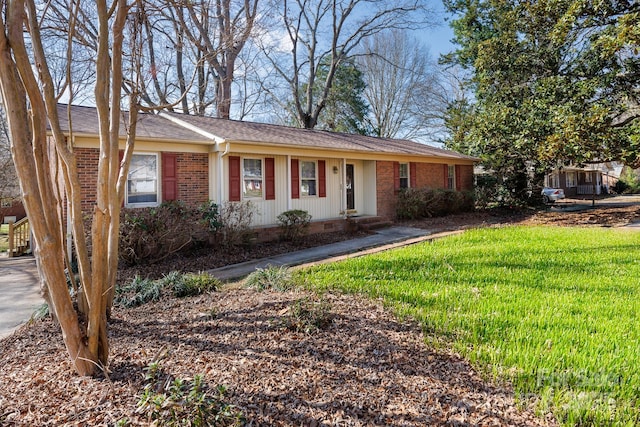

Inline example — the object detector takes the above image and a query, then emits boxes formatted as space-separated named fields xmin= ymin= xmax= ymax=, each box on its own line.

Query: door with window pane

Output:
xmin=346 ymin=164 xmax=355 ymax=210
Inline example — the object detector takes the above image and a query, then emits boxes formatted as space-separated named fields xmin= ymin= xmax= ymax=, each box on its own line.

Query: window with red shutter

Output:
xmin=265 ymin=157 xmax=275 ymax=200
xmin=291 ymin=158 xmax=300 ymax=199
xmin=228 ymin=156 xmax=241 ymax=201
xmin=410 ymin=162 xmax=417 ymax=188
xmin=162 ymin=152 xmax=178 ymax=202
xmin=318 ymin=160 xmax=326 ymax=198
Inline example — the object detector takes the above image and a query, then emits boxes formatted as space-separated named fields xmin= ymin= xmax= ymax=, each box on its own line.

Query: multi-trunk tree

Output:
xmin=443 ymin=0 xmax=639 ymax=203
xmin=0 ymin=0 xmax=141 ymax=375
xmin=260 ymin=0 xmax=431 ymax=129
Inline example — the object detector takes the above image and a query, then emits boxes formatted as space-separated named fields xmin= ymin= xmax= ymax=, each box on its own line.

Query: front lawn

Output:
xmin=297 ymin=226 xmax=640 ymax=426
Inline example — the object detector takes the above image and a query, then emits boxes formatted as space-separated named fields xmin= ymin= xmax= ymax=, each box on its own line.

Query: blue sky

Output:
xmin=415 ymin=2 xmax=456 ymax=60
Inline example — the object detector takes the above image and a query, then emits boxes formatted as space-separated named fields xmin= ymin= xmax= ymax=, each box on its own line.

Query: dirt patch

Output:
xmin=3 ymin=204 xmax=637 ymax=426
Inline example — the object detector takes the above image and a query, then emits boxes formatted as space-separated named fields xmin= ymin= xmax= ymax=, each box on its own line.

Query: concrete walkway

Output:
xmin=0 ymin=226 xmax=445 ymax=339
xmin=208 ymin=226 xmax=447 ymax=281
xmin=0 ymin=255 xmax=42 ymax=340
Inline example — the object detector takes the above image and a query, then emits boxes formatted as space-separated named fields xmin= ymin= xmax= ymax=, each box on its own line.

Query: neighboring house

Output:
xmin=1 ymin=197 xmax=26 ymax=224
xmin=57 ymin=104 xmax=476 ymax=233
xmin=544 ymin=163 xmax=622 ymax=196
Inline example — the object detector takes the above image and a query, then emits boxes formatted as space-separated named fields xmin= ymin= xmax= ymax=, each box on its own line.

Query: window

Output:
xmin=127 ymin=153 xmax=158 ymax=206
xmin=584 ymin=172 xmax=593 ymax=183
xmin=1 ymin=198 xmax=12 ymax=208
xmin=301 ymin=160 xmax=317 ymax=196
xmin=243 ymin=158 xmax=263 ymax=198
xmin=447 ymin=165 xmax=455 ymax=190
xmin=399 ymin=163 xmax=409 ymax=189
xmin=566 ymin=172 xmax=577 ymax=187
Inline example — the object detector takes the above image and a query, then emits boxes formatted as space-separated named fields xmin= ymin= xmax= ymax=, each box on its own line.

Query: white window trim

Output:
xmin=126 ymin=152 xmax=160 ymax=208
xmin=242 ymin=157 xmax=264 ymax=199
xmin=300 ymin=159 xmax=318 ymax=197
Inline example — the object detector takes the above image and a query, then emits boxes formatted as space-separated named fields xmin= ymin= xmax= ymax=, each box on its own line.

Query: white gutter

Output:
xmin=287 ymin=154 xmax=292 ymax=211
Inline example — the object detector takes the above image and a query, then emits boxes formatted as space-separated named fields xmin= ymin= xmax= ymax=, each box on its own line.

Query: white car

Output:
xmin=541 ymin=187 xmax=565 ymax=204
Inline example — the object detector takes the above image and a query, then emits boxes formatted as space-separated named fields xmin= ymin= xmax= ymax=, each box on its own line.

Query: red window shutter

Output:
xmin=443 ymin=164 xmax=448 ymax=188
xmin=393 ymin=162 xmax=400 ymax=190
xmin=265 ymin=157 xmax=275 ymax=200
xmin=162 ymin=152 xmax=178 ymax=202
xmin=229 ymin=156 xmax=241 ymax=201
xmin=455 ymin=165 xmax=462 ymax=191
xmin=291 ymin=158 xmax=300 ymax=199
xmin=410 ymin=162 xmax=417 ymax=188
xmin=318 ymin=160 xmax=326 ymax=198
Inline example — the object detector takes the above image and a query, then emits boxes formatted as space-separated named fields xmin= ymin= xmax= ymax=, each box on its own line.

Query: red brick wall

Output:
xmin=76 ymin=147 xmax=99 ymax=214
xmin=414 ymin=162 xmax=447 ymax=189
xmin=377 ymin=160 xmax=475 ymax=220
xmin=457 ymin=164 xmax=474 ymax=191
xmin=75 ymin=148 xmax=209 ymax=211
xmin=175 ymin=152 xmax=209 ymax=207
xmin=376 ymin=161 xmax=396 ymax=220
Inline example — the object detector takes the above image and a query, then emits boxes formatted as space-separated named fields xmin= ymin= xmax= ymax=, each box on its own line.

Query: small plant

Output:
xmin=286 ymin=296 xmax=333 ymax=334
xmin=30 ymin=303 xmax=50 ymax=321
xmin=136 ymin=362 xmax=243 ymax=426
xmin=277 ymin=209 xmax=312 ymax=242
xmin=244 ymin=265 xmax=293 ymax=291
xmin=173 ymin=272 xmax=221 ymax=297
xmin=116 ymin=272 xmax=221 ymax=308
xmin=115 ymin=275 xmax=165 ymax=308
xmin=199 ymin=200 xmax=223 ymax=232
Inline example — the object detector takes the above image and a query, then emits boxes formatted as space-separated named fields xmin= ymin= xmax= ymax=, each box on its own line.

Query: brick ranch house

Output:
xmin=58 ymin=104 xmax=476 ymax=235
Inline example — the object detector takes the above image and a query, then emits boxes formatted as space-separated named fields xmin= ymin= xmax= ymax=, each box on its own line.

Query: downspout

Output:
xmin=287 ymin=154 xmax=292 ymax=211
xmin=217 ymin=141 xmax=230 ymax=205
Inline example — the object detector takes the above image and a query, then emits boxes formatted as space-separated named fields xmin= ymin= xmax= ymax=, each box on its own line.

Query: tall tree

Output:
xmin=358 ymin=30 xmax=445 ymax=140
xmin=260 ymin=0 xmax=431 ymax=129
xmin=311 ymin=58 xmax=369 ymax=134
xmin=0 ymin=0 xmax=141 ymax=375
xmin=168 ymin=0 xmax=259 ymax=118
xmin=443 ymin=0 xmax=639 ymax=202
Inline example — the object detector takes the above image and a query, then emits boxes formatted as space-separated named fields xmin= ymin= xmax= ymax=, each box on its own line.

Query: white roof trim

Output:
xmin=159 ymin=112 xmax=224 ymax=143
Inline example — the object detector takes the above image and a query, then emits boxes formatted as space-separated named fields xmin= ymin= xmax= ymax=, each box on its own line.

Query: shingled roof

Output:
xmin=162 ymin=111 xmax=475 ymax=160
xmin=55 ymin=104 xmax=475 ymax=161
xmin=56 ymin=104 xmax=212 ymax=143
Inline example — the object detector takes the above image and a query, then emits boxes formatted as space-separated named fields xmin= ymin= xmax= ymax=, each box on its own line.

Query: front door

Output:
xmin=346 ymin=164 xmax=355 ymax=210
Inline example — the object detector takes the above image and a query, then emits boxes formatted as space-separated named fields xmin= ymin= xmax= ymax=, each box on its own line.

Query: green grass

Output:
xmin=296 ymin=226 xmax=640 ymax=426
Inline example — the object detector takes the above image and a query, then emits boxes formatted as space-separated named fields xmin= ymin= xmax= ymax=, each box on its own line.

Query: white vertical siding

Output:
xmin=290 ymin=158 xmax=343 ymax=223
xmin=362 ymin=160 xmax=377 ymax=216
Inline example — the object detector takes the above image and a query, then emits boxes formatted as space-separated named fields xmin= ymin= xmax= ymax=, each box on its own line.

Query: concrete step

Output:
xmin=358 ymin=221 xmax=393 ymax=232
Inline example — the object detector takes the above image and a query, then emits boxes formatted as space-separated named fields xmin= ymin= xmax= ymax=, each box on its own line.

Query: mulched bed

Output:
xmin=5 ymin=205 xmax=639 ymax=426
xmin=0 ymin=290 xmax=555 ymax=426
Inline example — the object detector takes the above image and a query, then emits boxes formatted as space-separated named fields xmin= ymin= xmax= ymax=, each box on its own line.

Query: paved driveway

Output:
xmin=0 ymin=256 xmax=42 ymax=339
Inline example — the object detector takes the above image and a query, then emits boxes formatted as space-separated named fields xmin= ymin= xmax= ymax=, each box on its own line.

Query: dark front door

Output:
xmin=346 ymin=164 xmax=355 ymax=210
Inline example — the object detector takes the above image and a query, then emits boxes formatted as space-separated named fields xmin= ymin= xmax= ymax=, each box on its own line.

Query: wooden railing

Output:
xmin=8 ymin=217 xmax=30 ymax=258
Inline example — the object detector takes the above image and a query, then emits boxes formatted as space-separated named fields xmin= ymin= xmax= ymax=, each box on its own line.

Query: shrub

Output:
xmin=136 ymin=361 xmax=243 ymax=426
xmin=244 ymin=265 xmax=293 ymax=291
xmin=115 ymin=271 xmax=220 ymax=308
xmin=396 ymin=188 xmax=474 ymax=219
xmin=285 ymin=296 xmax=333 ymax=334
xmin=119 ymin=201 xmax=204 ymax=266
xmin=199 ymin=201 xmax=223 ymax=233
xmin=277 ymin=209 xmax=312 ymax=241
xmin=218 ymin=201 xmax=256 ymax=248
xmin=115 ymin=276 xmax=165 ymax=308
xmin=172 ymin=272 xmax=221 ymax=297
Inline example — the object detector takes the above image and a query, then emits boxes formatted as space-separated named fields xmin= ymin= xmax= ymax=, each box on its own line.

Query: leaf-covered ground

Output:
xmin=2 ymin=204 xmax=639 ymax=426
